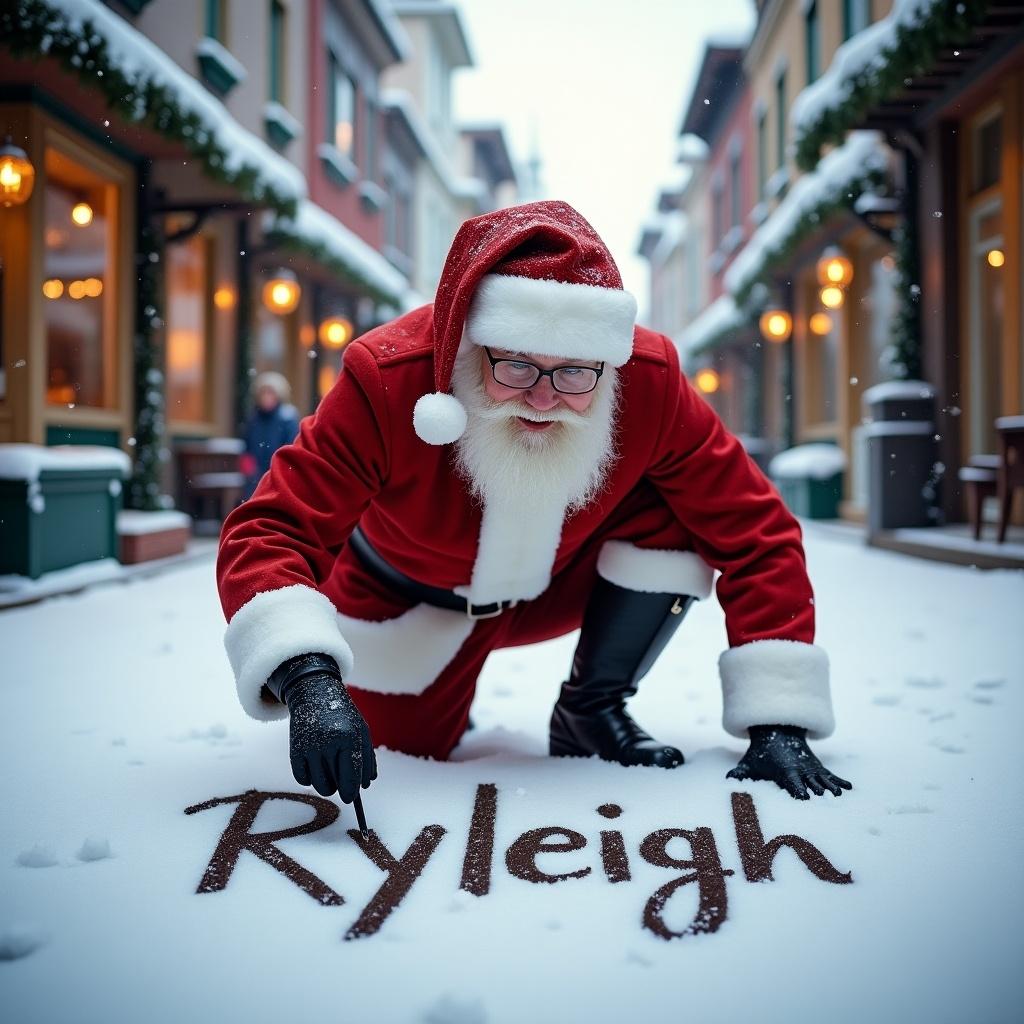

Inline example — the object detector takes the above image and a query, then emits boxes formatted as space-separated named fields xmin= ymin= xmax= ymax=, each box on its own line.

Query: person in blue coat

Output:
xmin=241 ymin=371 xmax=301 ymax=500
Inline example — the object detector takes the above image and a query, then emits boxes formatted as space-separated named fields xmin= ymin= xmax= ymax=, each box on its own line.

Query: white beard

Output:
xmin=449 ymin=349 xmax=620 ymax=605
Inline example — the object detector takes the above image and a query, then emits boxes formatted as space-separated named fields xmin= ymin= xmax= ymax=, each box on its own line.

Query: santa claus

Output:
xmin=216 ymin=200 xmax=851 ymax=810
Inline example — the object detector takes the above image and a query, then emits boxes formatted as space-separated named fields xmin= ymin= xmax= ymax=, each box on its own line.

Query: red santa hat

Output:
xmin=413 ymin=200 xmax=638 ymax=445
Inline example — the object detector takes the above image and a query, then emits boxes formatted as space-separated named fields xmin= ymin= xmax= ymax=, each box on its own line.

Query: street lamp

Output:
xmin=318 ymin=315 xmax=354 ymax=350
xmin=820 ymin=285 xmax=845 ymax=310
xmin=809 ymin=312 xmax=833 ymax=336
xmin=0 ymin=138 xmax=35 ymax=207
xmin=71 ymin=200 xmax=94 ymax=227
xmin=816 ymin=247 xmax=854 ymax=288
xmin=695 ymin=368 xmax=720 ymax=394
xmin=262 ymin=269 xmax=301 ymax=315
xmin=758 ymin=309 xmax=793 ymax=343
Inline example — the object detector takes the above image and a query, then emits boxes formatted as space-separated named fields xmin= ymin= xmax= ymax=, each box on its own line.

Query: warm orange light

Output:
xmin=68 ymin=279 xmax=87 ymax=300
xmin=42 ymin=278 xmax=64 ymax=299
xmin=820 ymin=285 xmax=845 ymax=310
xmin=71 ymin=201 xmax=94 ymax=227
xmin=299 ymin=324 xmax=316 ymax=349
xmin=318 ymin=315 xmax=353 ymax=350
xmin=262 ymin=272 xmax=301 ymax=315
xmin=0 ymin=142 xmax=35 ymax=207
xmin=318 ymin=364 xmax=338 ymax=397
xmin=759 ymin=309 xmax=793 ymax=343
xmin=809 ymin=312 xmax=833 ymax=336
xmin=83 ymin=277 xmax=103 ymax=298
xmin=695 ymin=368 xmax=720 ymax=394
xmin=816 ymin=248 xmax=853 ymax=288
xmin=987 ymin=248 xmax=1005 ymax=268
xmin=213 ymin=286 xmax=236 ymax=310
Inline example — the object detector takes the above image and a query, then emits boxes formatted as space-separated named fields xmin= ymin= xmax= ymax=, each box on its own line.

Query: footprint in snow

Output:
xmin=928 ymin=712 xmax=955 ymax=723
xmin=626 ymin=948 xmax=654 ymax=967
xmin=422 ymin=994 xmax=487 ymax=1024
xmin=973 ymin=679 xmax=1005 ymax=690
xmin=492 ymin=685 xmax=514 ymax=699
xmin=906 ymin=676 xmax=945 ymax=689
xmin=0 ymin=926 xmax=47 ymax=961
xmin=932 ymin=742 xmax=965 ymax=755
xmin=886 ymin=804 xmax=934 ymax=815
xmin=872 ymin=695 xmax=901 ymax=707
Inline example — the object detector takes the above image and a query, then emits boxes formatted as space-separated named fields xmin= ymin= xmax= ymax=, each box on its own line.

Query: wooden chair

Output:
xmin=995 ymin=416 xmax=1024 ymax=543
xmin=958 ymin=455 xmax=999 ymax=541
xmin=174 ymin=439 xmax=245 ymax=533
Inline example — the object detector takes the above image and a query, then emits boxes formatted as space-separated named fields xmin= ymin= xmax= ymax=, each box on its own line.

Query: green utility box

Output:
xmin=769 ymin=444 xmax=846 ymax=520
xmin=0 ymin=445 xmax=130 ymax=579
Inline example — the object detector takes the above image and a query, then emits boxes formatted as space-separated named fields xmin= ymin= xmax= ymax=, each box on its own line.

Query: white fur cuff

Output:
xmin=719 ymin=640 xmax=834 ymax=739
xmin=597 ymin=541 xmax=715 ymax=599
xmin=223 ymin=584 xmax=355 ymax=722
xmin=466 ymin=274 xmax=637 ymax=367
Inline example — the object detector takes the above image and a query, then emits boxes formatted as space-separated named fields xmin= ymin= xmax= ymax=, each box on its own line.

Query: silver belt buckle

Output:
xmin=466 ymin=599 xmax=512 ymax=620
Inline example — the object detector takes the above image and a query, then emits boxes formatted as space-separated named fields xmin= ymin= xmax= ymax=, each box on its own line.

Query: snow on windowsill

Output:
xmin=195 ymin=36 xmax=247 ymax=88
xmin=862 ymin=380 xmax=935 ymax=404
xmin=0 ymin=444 xmax=131 ymax=482
xmin=769 ymin=443 xmax=847 ymax=481
xmin=117 ymin=510 xmax=191 ymax=536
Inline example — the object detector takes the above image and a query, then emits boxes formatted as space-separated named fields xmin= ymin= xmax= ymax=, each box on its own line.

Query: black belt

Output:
xmin=348 ymin=527 xmax=515 ymax=620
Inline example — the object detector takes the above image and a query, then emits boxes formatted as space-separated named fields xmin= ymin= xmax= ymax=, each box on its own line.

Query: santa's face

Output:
xmin=480 ymin=347 xmax=600 ymax=437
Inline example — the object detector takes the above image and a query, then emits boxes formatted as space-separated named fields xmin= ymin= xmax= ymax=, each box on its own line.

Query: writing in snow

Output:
xmin=185 ymin=785 xmax=852 ymax=940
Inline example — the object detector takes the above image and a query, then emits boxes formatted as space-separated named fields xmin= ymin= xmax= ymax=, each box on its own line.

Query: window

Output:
xmin=843 ymin=0 xmax=872 ymax=41
xmin=328 ymin=53 xmax=357 ymax=160
xmin=729 ymin=147 xmax=742 ymax=228
xmin=756 ymin=109 xmax=768 ymax=199
xmin=805 ymin=2 xmax=819 ymax=84
xmin=973 ymin=112 xmax=1002 ymax=193
xmin=364 ymin=96 xmax=377 ymax=182
xmin=166 ymin=233 xmax=211 ymax=423
xmin=43 ymin=148 xmax=117 ymax=409
xmin=712 ymin=179 xmax=725 ymax=247
xmin=205 ymin=0 xmax=226 ymax=42
xmin=775 ymin=69 xmax=787 ymax=170
xmin=269 ymin=0 xmax=286 ymax=104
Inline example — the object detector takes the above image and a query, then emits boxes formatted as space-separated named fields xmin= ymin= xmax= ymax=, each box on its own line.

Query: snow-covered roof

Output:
xmin=381 ymin=90 xmax=488 ymax=209
xmin=769 ymin=443 xmax=847 ymax=481
xmin=38 ymin=0 xmax=306 ymax=209
xmin=676 ymin=134 xmax=710 ymax=165
xmin=265 ymin=200 xmax=420 ymax=310
xmin=0 ymin=444 xmax=131 ymax=481
xmin=676 ymin=294 xmax=746 ymax=360
xmin=723 ymin=131 xmax=890 ymax=300
xmin=650 ymin=212 xmax=688 ymax=266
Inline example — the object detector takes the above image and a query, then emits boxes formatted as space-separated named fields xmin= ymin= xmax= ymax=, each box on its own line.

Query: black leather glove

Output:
xmin=266 ymin=653 xmax=377 ymax=803
xmin=727 ymin=724 xmax=852 ymax=801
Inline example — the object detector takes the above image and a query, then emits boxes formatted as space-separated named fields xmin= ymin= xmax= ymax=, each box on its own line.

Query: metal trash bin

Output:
xmin=769 ymin=444 xmax=846 ymax=519
xmin=863 ymin=381 xmax=937 ymax=533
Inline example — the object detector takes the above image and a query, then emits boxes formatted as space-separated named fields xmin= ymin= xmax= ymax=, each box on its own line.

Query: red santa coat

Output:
xmin=216 ymin=306 xmax=833 ymax=746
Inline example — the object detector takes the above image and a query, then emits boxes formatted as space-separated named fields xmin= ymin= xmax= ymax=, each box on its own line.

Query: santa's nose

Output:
xmin=523 ymin=377 xmax=559 ymax=412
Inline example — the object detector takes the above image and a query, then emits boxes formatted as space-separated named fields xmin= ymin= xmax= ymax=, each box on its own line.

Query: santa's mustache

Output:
xmin=472 ymin=400 xmax=590 ymax=428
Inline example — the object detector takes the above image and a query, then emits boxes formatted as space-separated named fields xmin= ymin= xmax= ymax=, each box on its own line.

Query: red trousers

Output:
xmin=347 ymin=483 xmax=693 ymax=760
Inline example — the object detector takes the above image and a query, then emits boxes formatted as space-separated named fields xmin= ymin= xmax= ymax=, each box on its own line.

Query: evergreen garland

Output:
xmin=794 ymin=0 xmax=987 ymax=172
xmin=887 ymin=212 xmax=923 ymax=381
xmin=1 ymin=0 xmax=297 ymax=217
xmin=126 ymin=217 xmax=167 ymax=511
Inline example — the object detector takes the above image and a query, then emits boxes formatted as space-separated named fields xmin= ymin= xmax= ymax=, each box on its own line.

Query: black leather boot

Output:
xmin=549 ymin=577 xmax=694 ymax=769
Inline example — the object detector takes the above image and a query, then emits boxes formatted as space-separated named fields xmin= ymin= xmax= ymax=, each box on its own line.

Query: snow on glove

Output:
xmin=266 ymin=653 xmax=377 ymax=803
xmin=727 ymin=724 xmax=852 ymax=801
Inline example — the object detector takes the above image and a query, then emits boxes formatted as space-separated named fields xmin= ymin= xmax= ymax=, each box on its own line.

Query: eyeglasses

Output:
xmin=484 ymin=348 xmax=604 ymax=395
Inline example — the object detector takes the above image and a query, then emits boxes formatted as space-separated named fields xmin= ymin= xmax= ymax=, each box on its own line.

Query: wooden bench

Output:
xmin=174 ymin=439 xmax=245 ymax=535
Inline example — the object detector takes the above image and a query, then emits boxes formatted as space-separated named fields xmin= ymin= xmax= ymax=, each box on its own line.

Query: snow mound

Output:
xmin=0 ymin=926 xmax=47 ymax=961
xmin=76 ymin=838 xmax=113 ymax=862
xmin=769 ymin=444 xmax=847 ymax=481
xmin=16 ymin=843 xmax=59 ymax=868
xmin=422 ymin=993 xmax=487 ymax=1024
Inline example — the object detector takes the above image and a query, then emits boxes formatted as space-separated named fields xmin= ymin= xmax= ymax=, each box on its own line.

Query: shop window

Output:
xmin=43 ymin=148 xmax=117 ymax=409
xmin=166 ymin=233 xmax=212 ymax=424
xmin=775 ymin=69 xmax=787 ymax=171
xmin=968 ymin=199 xmax=1004 ymax=453
xmin=255 ymin=296 xmax=288 ymax=376
xmin=973 ymin=112 xmax=1002 ymax=193
xmin=805 ymin=2 xmax=819 ymax=84
xmin=843 ymin=0 xmax=872 ymax=41
xmin=729 ymin=146 xmax=742 ymax=228
xmin=269 ymin=0 xmax=286 ymax=104
xmin=206 ymin=0 xmax=227 ymax=43
xmin=804 ymin=276 xmax=838 ymax=428
xmin=756 ymin=109 xmax=768 ymax=199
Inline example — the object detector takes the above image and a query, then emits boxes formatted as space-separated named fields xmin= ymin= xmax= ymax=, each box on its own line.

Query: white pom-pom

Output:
xmin=413 ymin=392 xmax=468 ymax=445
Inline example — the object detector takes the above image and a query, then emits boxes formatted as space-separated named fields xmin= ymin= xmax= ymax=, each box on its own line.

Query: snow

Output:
xmin=863 ymin=421 xmax=934 ymax=437
xmin=76 ymin=838 xmax=113 ymax=862
xmin=676 ymin=294 xmax=744 ymax=358
xmin=676 ymin=134 xmax=710 ymax=164
xmin=862 ymin=380 xmax=935 ymax=404
xmin=791 ymin=0 xmax=944 ymax=135
xmin=16 ymin=844 xmax=59 ymax=869
xmin=42 ymin=0 xmax=305 ymax=203
xmin=117 ymin=511 xmax=192 ymax=536
xmin=0 ymin=443 xmax=131 ymax=481
xmin=1 ymin=532 xmax=1020 ymax=1021
xmin=723 ymin=132 xmax=891 ymax=299
xmin=194 ymin=36 xmax=247 ymax=86
xmin=266 ymin=199 xmax=420 ymax=310
xmin=769 ymin=444 xmax=847 ymax=481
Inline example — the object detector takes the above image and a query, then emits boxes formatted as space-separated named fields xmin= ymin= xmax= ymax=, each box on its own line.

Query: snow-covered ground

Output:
xmin=1 ymin=526 xmax=1021 ymax=1023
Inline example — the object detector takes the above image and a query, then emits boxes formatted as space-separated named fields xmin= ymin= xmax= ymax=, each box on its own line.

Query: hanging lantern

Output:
xmin=758 ymin=309 xmax=793 ymax=343
xmin=820 ymin=285 xmax=845 ymax=310
xmin=695 ymin=368 xmax=720 ymax=394
xmin=986 ymin=249 xmax=1004 ymax=268
xmin=213 ymin=286 xmax=236 ymax=310
xmin=809 ymin=312 xmax=833 ymax=336
xmin=318 ymin=315 xmax=354 ymax=350
xmin=42 ymin=278 xmax=64 ymax=299
xmin=71 ymin=201 xmax=94 ymax=227
xmin=0 ymin=138 xmax=35 ymax=207
xmin=816 ymin=247 xmax=853 ymax=288
xmin=262 ymin=269 xmax=301 ymax=315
